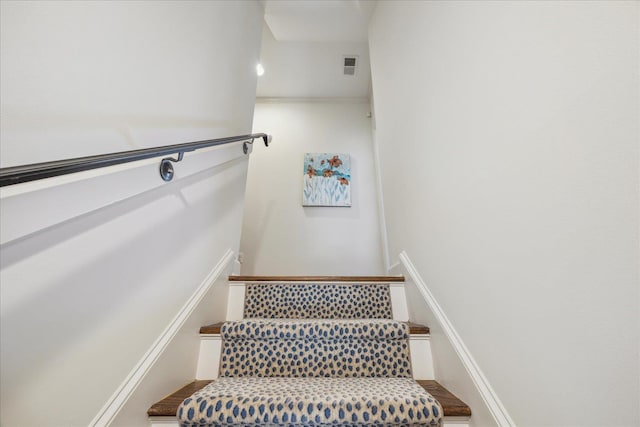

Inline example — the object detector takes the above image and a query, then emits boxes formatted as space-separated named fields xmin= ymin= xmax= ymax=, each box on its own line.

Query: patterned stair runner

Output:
xmin=244 ymin=283 xmax=393 ymax=319
xmin=177 ymin=281 xmax=444 ymax=427
xmin=178 ymin=377 xmax=442 ymax=426
xmin=219 ymin=319 xmax=412 ymax=377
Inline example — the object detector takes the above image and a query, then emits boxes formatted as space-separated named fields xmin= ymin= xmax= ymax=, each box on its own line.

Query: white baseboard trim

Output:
xmin=387 ymin=261 xmax=401 ymax=274
xmin=398 ymin=251 xmax=516 ymax=427
xmin=89 ymin=249 xmax=235 ymax=427
xmin=370 ymin=127 xmax=392 ymax=272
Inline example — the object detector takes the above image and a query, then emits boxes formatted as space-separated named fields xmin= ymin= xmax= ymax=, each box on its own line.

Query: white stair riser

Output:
xmin=390 ymin=283 xmax=409 ymax=321
xmin=196 ymin=334 xmax=434 ymax=380
xmin=149 ymin=417 xmax=180 ymax=427
xmin=409 ymin=334 xmax=434 ymax=379
xmin=149 ymin=416 xmax=470 ymax=427
xmin=442 ymin=417 xmax=473 ymax=426
xmin=225 ymin=283 xmax=246 ymax=321
xmin=226 ymin=282 xmax=409 ymax=321
xmin=196 ymin=335 xmax=221 ymax=380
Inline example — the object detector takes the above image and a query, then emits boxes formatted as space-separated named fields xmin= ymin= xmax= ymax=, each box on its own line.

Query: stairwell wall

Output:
xmin=369 ymin=1 xmax=639 ymax=426
xmin=239 ymin=100 xmax=385 ymax=275
xmin=0 ymin=2 xmax=263 ymax=426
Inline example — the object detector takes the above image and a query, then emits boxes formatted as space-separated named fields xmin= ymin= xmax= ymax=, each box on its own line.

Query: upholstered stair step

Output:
xmin=148 ymin=379 xmax=470 ymax=427
xmin=244 ymin=283 xmax=394 ymax=319
xmin=196 ymin=321 xmax=434 ymax=380
xmin=226 ymin=276 xmax=409 ymax=321
xmin=178 ymin=377 xmax=441 ymax=426
xmin=218 ymin=319 xmax=412 ymax=378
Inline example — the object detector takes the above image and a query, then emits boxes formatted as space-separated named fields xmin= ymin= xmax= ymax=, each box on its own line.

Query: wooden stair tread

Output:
xmin=229 ymin=275 xmax=405 ymax=282
xmin=147 ymin=380 xmax=213 ymax=417
xmin=417 ymin=380 xmax=472 ymax=417
xmin=407 ymin=322 xmax=430 ymax=334
xmin=200 ymin=321 xmax=429 ymax=335
xmin=199 ymin=322 xmax=224 ymax=334
xmin=148 ymin=379 xmax=470 ymax=418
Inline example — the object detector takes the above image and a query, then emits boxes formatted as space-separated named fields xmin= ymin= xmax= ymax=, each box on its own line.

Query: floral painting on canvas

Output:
xmin=302 ymin=153 xmax=351 ymax=207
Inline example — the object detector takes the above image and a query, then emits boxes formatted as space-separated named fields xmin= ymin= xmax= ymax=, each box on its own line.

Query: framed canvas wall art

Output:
xmin=302 ymin=153 xmax=351 ymax=207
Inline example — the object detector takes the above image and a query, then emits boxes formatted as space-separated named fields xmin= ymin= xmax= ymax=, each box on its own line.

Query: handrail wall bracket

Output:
xmin=159 ymin=152 xmax=184 ymax=182
xmin=242 ymin=141 xmax=252 ymax=155
xmin=243 ymin=134 xmax=271 ymax=155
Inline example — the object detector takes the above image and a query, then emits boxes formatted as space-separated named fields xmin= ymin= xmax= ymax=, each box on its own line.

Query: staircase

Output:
xmin=148 ymin=276 xmax=471 ymax=427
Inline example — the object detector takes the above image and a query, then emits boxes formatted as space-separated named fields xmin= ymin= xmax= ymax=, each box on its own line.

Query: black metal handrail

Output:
xmin=0 ymin=133 xmax=271 ymax=187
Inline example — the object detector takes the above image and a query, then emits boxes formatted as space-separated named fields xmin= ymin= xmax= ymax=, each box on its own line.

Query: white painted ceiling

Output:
xmin=257 ymin=0 xmax=375 ymax=98
xmin=262 ymin=0 xmax=375 ymax=43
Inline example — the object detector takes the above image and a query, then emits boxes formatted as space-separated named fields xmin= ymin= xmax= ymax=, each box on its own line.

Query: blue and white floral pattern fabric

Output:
xmin=243 ymin=283 xmax=393 ymax=319
xmin=178 ymin=377 xmax=443 ymax=427
xmin=219 ymin=319 xmax=412 ymax=378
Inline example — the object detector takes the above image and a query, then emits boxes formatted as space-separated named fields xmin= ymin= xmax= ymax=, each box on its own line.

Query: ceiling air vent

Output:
xmin=343 ymin=56 xmax=358 ymax=76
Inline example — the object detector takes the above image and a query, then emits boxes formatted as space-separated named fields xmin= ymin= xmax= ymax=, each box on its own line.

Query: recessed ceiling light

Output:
xmin=256 ymin=63 xmax=265 ymax=76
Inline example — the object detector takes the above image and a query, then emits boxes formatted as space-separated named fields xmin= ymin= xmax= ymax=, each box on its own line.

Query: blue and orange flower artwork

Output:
xmin=302 ymin=153 xmax=351 ymax=206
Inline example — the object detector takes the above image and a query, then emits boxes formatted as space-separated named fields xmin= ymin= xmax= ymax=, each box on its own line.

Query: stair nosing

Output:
xmin=148 ymin=379 xmax=470 ymax=418
xmin=199 ymin=321 xmax=429 ymax=335
xmin=228 ymin=275 xmax=405 ymax=282
xmin=147 ymin=380 xmax=213 ymax=417
xmin=417 ymin=380 xmax=473 ymax=417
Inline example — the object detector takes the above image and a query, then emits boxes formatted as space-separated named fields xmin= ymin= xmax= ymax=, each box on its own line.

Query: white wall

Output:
xmin=110 ymin=251 xmax=234 ymax=427
xmin=256 ymin=25 xmax=371 ymax=98
xmin=1 ymin=0 xmax=261 ymax=166
xmin=369 ymin=1 xmax=639 ymax=426
xmin=0 ymin=1 xmax=264 ymax=426
xmin=239 ymin=100 xmax=384 ymax=275
xmin=397 ymin=260 xmax=496 ymax=427
xmin=263 ymin=0 xmax=374 ymax=43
